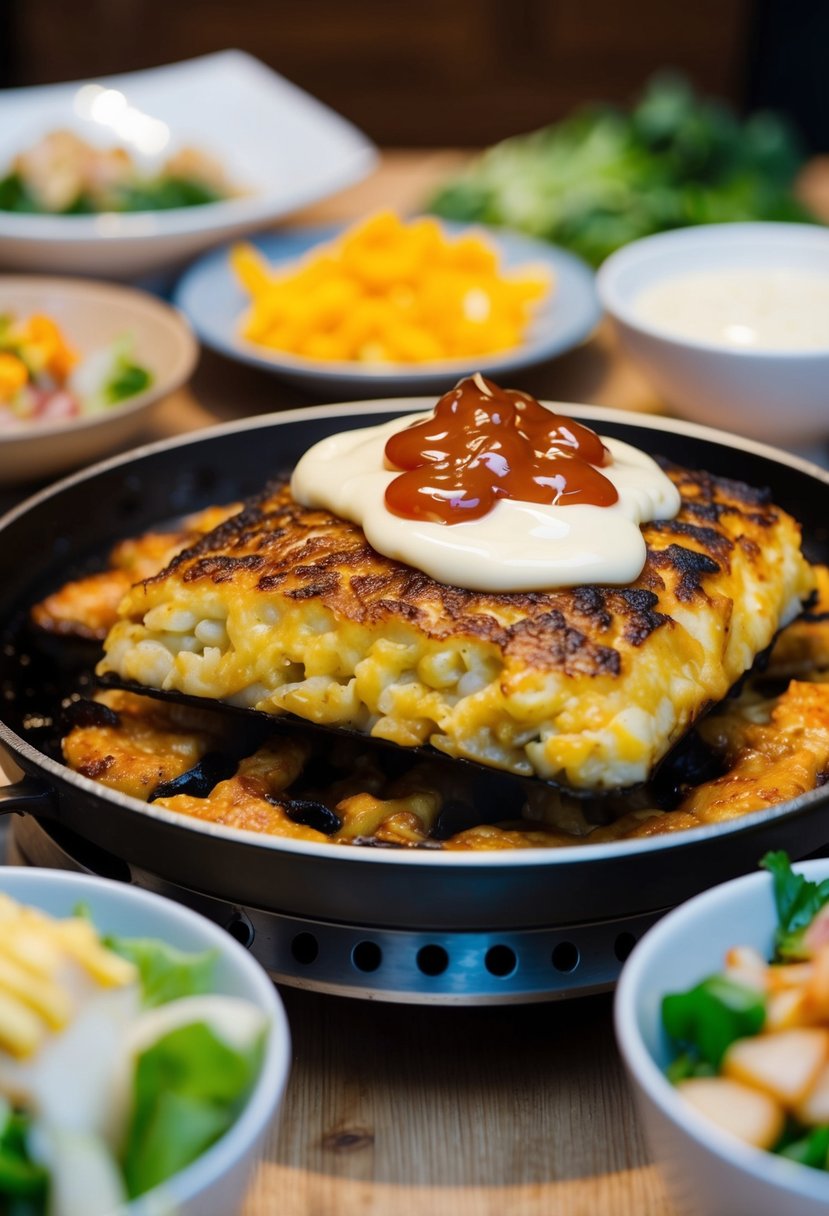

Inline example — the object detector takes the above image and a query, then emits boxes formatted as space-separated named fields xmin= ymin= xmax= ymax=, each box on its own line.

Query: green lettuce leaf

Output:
xmin=0 ymin=1100 xmax=48 ymax=1214
xmin=122 ymin=1021 xmax=264 ymax=1199
xmin=105 ymin=936 xmax=217 ymax=1009
xmin=664 ymin=1051 xmax=716 ymax=1084
xmin=105 ymin=362 xmax=151 ymax=405
xmin=779 ymin=1124 xmax=829 ymax=1170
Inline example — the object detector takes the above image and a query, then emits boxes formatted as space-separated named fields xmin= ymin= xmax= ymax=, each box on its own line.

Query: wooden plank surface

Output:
xmin=11 ymin=3 xmax=751 ymax=147
xmin=241 ymin=990 xmax=672 ymax=1216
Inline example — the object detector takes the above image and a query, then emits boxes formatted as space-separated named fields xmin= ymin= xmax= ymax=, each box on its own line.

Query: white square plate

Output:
xmin=0 ymin=50 xmax=377 ymax=279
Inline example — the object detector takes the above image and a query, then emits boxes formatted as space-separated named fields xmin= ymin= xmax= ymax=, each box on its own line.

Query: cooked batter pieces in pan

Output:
xmin=96 ymin=468 xmax=813 ymax=790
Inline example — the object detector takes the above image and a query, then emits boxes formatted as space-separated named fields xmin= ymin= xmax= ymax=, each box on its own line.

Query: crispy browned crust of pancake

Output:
xmin=30 ymin=503 xmax=241 ymax=641
xmin=100 ymin=458 xmax=813 ymax=788
xmin=145 ymin=465 xmax=787 ymax=676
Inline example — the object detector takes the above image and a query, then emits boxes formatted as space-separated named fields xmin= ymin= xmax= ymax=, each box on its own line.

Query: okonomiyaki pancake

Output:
xmin=97 ymin=465 xmax=814 ymax=791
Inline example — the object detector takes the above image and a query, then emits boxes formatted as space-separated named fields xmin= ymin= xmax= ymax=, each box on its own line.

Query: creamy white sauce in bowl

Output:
xmin=634 ymin=268 xmax=829 ymax=352
xmin=595 ymin=223 xmax=829 ymax=442
xmin=291 ymin=412 xmax=680 ymax=592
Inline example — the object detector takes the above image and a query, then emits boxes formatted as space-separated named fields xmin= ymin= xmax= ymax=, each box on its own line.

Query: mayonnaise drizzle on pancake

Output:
xmin=291 ymin=407 xmax=681 ymax=592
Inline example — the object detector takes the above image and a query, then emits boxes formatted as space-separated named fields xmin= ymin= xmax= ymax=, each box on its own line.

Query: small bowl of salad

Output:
xmin=0 ymin=866 xmax=290 ymax=1216
xmin=0 ymin=276 xmax=196 ymax=485
xmin=615 ymin=852 xmax=829 ymax=1216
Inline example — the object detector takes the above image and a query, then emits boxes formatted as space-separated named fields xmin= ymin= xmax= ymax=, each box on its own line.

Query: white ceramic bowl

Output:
xmin=0 ymin=276 xmax=197 ymax=484
xmin=0 ymin=50 xmax=376 ymax=280
xmin=614 ymin=858 xmax=829 ymax=1216
xmin=0 ymin=867 xmax=290 ymax=1216
xmin=597 ymin=222 xmax=829 ymax=444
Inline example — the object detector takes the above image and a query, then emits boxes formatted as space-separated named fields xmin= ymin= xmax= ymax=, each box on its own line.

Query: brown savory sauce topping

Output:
xmin=383 ymin=374 xmax=618 ymax=524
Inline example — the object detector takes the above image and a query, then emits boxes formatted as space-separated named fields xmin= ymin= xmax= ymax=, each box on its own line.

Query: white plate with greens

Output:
xmin=0 ymin=50 xmax=377 ymax=280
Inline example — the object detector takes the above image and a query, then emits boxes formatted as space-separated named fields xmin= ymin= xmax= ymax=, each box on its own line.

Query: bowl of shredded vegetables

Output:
xmin=615 ymin=851 xmax=829 ymax=1216
xmin=0 ymin=276 xmax=197 ymax=485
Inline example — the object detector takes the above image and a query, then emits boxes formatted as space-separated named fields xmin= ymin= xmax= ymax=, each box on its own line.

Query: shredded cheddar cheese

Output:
xmin=0 ymin=899 xmax=136 ymax=1058
xmin=230 ymin=211 xmax=550 ymax=363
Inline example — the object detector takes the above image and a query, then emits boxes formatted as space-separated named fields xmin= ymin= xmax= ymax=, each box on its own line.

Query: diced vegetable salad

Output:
xmin=0 ymin=898 xmax=267 ymax=1216
xmin=0 ymin=312 xmax=152 ymax=429
xmin=663 ymin=853 xmax=829 ymax=1169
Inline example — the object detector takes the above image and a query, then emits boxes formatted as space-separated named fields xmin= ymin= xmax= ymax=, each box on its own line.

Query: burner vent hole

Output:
xmin=614 ymin=932 xmax=637 ymax=963
xmin=291 ymin=932 xmax=319 ymax=965
xmin=351 ymin=941 xmax=382 ymax=973
xmin=416 ymin=944 xmax=449 ymax=976
xmin=551 ymin=941 xmax=579 ymax=973
xmin=226 ymin=913 xmax=255 ymax=950
xmin=485 ymin=945 xmax=517 ymax=977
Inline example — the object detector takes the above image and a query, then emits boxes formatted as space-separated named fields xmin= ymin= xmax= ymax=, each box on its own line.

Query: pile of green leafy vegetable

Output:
xmin=0 ymin=173 xmax=224 ymax=215
xmin=428 ymin=74 xmax=817 ymax=266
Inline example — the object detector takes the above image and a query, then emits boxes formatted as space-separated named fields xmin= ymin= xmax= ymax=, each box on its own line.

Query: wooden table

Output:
xmin=4 ymin=150 xmax=707 ymax=1216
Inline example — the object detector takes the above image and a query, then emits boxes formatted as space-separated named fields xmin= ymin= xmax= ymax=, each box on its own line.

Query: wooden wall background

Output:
xmin=6 ymin=0 xmax=754 ymax=146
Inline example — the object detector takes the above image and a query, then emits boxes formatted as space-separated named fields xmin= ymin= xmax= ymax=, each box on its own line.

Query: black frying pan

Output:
xmin=1 ymin=401 xmax=828 ymax=934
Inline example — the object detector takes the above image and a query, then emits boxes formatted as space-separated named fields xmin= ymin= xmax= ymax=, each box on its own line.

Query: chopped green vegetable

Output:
xmin=122 ymin=1021 xmax=264 ymax=1198
xmin=106 ymin=935 xmax=217 ymax=1009
xmin=114 ymin=176 xmax=224 ymax=212
xmin=0 ymin=1101 xmax=48 ymax=1215
xmin=105 ymin=362 xmax=151 ymax=405
xmin=778 ymin=1123 xmax=829 ymax=1169
xmin=0 ymin=174 xmax=39 ymax=215
xmin=665 ymin=1051 xmax=716 ymax=1084
xmin=65 ymin=333 xmax=152 ymax=415
xmin=0 ymin=171 xmax=222 ymax=215
xmin=761 ymin=850 xmax=829 ymax=961
xmin=427 ymin=73 xmax=816 ymax=266
xmin=662 ymin=975 xmax=767 ymax=1069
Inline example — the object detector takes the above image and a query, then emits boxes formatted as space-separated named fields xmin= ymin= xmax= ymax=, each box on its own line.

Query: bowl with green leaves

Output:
xmin=615 ymin=852 xmax=829 ymax=1216
xmin=0 ymin=867 xmax=290 ymax=1216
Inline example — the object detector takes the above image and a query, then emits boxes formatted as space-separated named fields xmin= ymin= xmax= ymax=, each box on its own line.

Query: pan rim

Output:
xmin=3 ymin=398 xmax=829 ymax=869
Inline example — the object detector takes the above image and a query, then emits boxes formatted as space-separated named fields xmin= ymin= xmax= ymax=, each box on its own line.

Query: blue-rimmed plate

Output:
xmin=173 ymin=221 xmax=600 ymax=397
